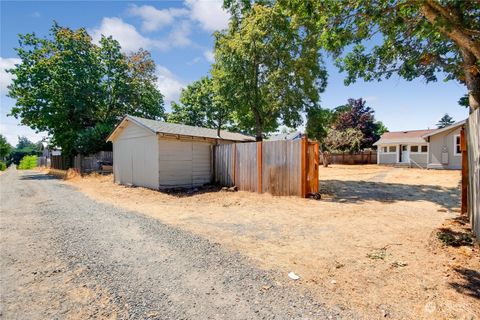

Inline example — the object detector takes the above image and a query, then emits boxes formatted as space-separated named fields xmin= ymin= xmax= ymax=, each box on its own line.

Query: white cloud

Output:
xmin=156 ymin=66 xmax=184 ymax=106
xmin=203 ymin=49 xmax=214 ymax=63
xmin=90 ymin=17 xmax=194 ymax=53
xmin=0 ymin=57 xmax=21 ymax=95
xmin=168 ymin=21 xmax=192 ymax=47
xmin=128 ymin=4 xmax=188 ymax=32
xmin=90 ymin=17 xmax=164 ymax=52
xmin=185 ymin=0 xmax=230 ymax=32
xmin=187 ymin=57 xmax=202 ymax=65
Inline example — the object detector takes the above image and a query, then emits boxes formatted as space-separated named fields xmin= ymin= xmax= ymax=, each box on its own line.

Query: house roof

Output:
xmin=373 ymin=129 xmax=435 ymax=145
xmin=107 ymin=115 xmax=255 ymax=142
xmin=373 ymin=120 xmax=466 ymax=146
xmin=421 ymin=120 xmax=466 ymax=138
xmin=268 ymin=131 xmax=303 ymax=141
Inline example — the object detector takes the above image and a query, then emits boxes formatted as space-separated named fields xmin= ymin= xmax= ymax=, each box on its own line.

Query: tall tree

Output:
xmin=280 ymin=0 xmax=480 ymax=111
xmin=212 ymin=3 xmax=327 ymax=140
xmin=324 ymin=128 xmax=364 ymax=153
xmin=16 ymin=136 xmax=38 ymax=151
xmin=0 ymin=134 xmax=12 ymax=160
xmin=8 ymin=23 xmax=164 ymax=159
xmin=167 ymin=77 xmax=231 ymax=136
xmin=375 ymin=121 xmax=389 ymax=137
xmin=333 ymin=98 xmax=381 ymax=149
xmin=436 ymin=113 xmax=455 ymax=128
xmin=305 ymin=106 xmax=333 ymax=147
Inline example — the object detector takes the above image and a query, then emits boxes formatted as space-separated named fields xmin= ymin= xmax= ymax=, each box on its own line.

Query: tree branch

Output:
xmin=421 ymin=0 xmax=480 ymax=60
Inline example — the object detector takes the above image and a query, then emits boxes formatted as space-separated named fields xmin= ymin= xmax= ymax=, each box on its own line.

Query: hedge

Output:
xmin=17 ymin=155 xmax=38 ymax=170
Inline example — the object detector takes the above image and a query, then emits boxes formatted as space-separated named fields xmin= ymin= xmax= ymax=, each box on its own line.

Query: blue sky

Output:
xmin=0 ymin=1 xmax=469 ymax=145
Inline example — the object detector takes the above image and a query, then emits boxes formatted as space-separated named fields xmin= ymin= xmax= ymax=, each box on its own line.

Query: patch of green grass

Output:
xmin=437 ymin=229 xmax=473 ymax=247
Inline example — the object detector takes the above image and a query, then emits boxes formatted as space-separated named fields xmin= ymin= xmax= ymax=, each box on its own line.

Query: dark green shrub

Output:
xmin=17 ymin=155 xmax=38 ymax=170
xmin=0 ymin=161 xmax=6 ymax=171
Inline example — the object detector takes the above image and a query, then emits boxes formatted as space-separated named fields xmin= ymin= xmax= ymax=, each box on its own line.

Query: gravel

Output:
xmin=0 ymin=168 xmax=347 ymax=319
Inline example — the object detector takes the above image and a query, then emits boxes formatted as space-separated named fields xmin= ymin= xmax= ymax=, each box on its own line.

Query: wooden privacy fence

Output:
xmin=463 ymin=108 xmax=479 ymax=240
xmin=320 ymin=150 xmax=377 ymax=165
xmin=73 ymin=151 xmax=113 ymax=174
xmin=37 ymin=156 xmax=50 ymax=167
xmin=214 ymin=137 xmax=319 ymax=197
xmin=51 ymin=155 xmax=68 ymax=170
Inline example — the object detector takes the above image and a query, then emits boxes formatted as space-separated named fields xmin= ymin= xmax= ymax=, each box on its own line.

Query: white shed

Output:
xmin=106 ymin=115 xmax=254 ymax=189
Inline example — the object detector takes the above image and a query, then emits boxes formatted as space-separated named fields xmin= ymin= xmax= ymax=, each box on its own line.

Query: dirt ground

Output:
xmin=65 ymin=165 xmax=479 ymax=319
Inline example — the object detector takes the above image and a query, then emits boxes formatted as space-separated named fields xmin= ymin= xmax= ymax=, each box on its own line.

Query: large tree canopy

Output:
xmin=333 ymin=98 xmax=382 ymax=149
xmin=306 ymin=98 xmax=386 ymax=150
xmin=8 ymin=23 xmax=164 ymax=157
xmin=280 ymin=0 xmax=480 ymax=111
xmin=212 ymin=3 xmax=327 ymax=140
xmin=167 ymin=76 xmax=232 ymax=136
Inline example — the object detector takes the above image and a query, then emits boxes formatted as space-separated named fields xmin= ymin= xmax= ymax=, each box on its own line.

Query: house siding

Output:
xmin=113 ymin=121 xmax=159 ymax=189
xmin=428 ymin=126 xmax=462 ymax=170
xmin=409 ymin=153 xmax=428 ymax=168
xmin=378 ymin=153 xmax=397 ymax=164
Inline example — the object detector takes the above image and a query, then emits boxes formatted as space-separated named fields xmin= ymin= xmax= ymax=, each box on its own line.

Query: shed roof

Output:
xmin=107 ymin=115 xmax=255 ymax=142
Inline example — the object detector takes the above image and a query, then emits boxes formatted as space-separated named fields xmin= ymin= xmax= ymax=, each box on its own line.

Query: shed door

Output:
xmin=159 ymin=140 xmax=193 ymax=188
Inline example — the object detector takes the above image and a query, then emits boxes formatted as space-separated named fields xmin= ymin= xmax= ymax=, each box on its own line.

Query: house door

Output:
xmin=400 ymin=145 xmax=409 ymax=163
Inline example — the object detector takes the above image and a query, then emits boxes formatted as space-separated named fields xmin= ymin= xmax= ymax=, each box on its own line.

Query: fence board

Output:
xmin=51 ymin=155 xmax=67 ymax=170
xmin=236 ymin=142 xmax=258 ymax=192
xmin=214 ymin=139 xmax=317 ymax=197
xmin=466 ymin=109 xmax=480 ymax=240
xmin=73 ymin=151 xmax=113 ymax=174
xmin=320 ymin=151 xmax=377 ymax=165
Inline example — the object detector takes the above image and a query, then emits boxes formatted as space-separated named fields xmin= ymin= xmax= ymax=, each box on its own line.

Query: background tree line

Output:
xmin=7 ymin=0 xmax=477 ymax=163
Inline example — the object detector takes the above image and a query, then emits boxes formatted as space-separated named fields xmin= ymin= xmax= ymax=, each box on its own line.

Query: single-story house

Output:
xmin=374 ymin=120 xmax=465 ymax=169
xmin=106 ymin=115 xmax=254 ymax=189
xmin=268 ymin=131 xmax=304 ymax=141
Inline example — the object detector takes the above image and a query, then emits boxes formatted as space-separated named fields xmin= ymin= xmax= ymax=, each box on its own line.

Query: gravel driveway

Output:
xmin=0 ymin=168 xmax=342 ymax=319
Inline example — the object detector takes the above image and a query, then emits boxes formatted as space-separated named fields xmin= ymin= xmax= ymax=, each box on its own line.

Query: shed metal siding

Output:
xmin=428 ymin=127 xmax=462 ymax=169
xmin=158 ymin=137 xmax=213 ymax=188
xmin=113 ymin=121 xmax=159 ymax=189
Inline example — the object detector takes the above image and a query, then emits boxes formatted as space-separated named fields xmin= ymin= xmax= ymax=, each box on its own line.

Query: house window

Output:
xmin=454 ymin=134 xmax=461 ymax=155
xmin=421 ymin=145 xmax=428 ymax=153
xmin=382 ymin=146 xmax=388 ymax=153
xmin=388 ymin=146 xmax=396 ymax=153
xmin=410 ymin=145 xmax=419 ymax=153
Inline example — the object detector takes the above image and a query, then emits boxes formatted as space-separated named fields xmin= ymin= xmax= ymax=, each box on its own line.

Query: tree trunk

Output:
xmin=461 ymin=48 xmax=480 ymax=112
xmin=253 ymin=107 xmax=263 ymax=141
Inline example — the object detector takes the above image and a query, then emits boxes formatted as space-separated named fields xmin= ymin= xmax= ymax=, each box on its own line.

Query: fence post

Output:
xmin=301 ymin=136 xmax=307 ymax=198
xmin=314 ymin=142 xmax=319 ymax=193
xmin=461 ymin=127 xmax=468 ymax=215
xmin=257 ymin=142 xmax=262 ymax=193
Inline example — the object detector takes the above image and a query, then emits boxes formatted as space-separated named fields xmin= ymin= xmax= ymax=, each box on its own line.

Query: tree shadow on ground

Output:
xmin=449 ymin=267 xmax=480 ymax=299
xmin=320 ymin=179 xmax=459 ymax=210
xmin=20 ymin=174 xmax=58 ymax=181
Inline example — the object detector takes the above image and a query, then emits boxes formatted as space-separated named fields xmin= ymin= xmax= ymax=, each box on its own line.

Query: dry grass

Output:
xmin=65 ymin=165 xmax=479 ymax=319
